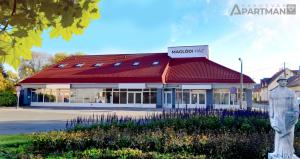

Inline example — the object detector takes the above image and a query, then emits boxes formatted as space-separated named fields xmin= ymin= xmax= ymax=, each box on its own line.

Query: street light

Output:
xmin=15 ymin=85 xmax=22 ymax=109
xmin=238 ymin=58 xmax=243 ymax=109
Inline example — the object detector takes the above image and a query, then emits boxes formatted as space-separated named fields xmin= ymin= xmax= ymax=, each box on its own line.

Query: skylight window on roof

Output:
xmin=58 ymin=64 xmax=67 ymax=68
xmin=94 ymin=63 xmax=103 ymax=67
xmin=152 ymin=61 xmax=159 ymax=65
xmin=75 ymin=63 xmax=84 ymax=67
xmin=132 ymin=62 xmax=140 ymax=66
xmin=114 ymin=62 xmax=121 ymax=67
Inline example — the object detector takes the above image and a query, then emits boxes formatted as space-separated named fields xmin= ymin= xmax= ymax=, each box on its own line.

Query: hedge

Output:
xmin=0 ymin=91 xmax=17 ymax=106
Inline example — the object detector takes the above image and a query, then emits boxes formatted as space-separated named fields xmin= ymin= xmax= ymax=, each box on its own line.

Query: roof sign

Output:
xmin=168 ymin=45 xmax=209 ymax=59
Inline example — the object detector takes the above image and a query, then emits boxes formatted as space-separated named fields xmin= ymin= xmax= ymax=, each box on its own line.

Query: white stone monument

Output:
xmin=268 ymin=76 xmax=299 ymax=159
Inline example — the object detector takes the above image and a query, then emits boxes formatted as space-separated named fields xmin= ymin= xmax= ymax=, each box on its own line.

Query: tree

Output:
xmin=0 ymin=0 xmax=100 ymax=69
xmin=18 ymin=52 xmax=51 ymax=79
xmin=0 ymin=66 xmax=18 ymax=92
xmin=50 ymin=52 xmax=84 ymax=64
xmin=50 ymin=52 xmax=69 ymax=64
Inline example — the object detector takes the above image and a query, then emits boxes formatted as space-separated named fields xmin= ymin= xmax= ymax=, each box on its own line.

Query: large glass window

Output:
xmin=191 ymin=93 xmax=197 ymax=104
xmin=136 ymin=93 xmax=142 ymax=104
xmin=176 ymin=89 xmax=183 ymax=104
xmin=183 ymin=89 xmax=190 ymax=104
xmin=150 ymin=91 xmax=157 ymax=104
xmin=31 ymin=89 xmax=37 ymax=102
xmin=120 ymin=91 xmax=127 ymax=104
xmin=143 ymin=92 xmax=150 ymax=104
xmin=199 ymin=93 xmax=205 ymax=104
xmin=106 ymin=89 xmax=112 ymax=103
xmin=214 ymin=89 xmax=230 ymax=105
xmin=44 ymin=89 xmax=56 ymax=103
xmin=113 ymin=89 xmax=120 ymax=104
xmin=128 ymin=92 xmax=134 ymax=104
xmin=29 ymin=88 xmax=157 ymax=105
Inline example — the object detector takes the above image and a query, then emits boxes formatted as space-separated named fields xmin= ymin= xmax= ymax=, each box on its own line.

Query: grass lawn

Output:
xmin=0 ymin=134 xmax=30 ymax=146
xmin=0 ymin=134 xmax=32 ymax=159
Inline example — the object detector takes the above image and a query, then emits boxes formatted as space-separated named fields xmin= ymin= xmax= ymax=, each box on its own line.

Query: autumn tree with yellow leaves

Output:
xmin=0 ymin=0 xmax=100 ymax=69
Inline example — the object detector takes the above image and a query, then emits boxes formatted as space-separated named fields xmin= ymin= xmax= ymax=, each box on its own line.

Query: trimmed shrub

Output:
xmin=0 ymin=91 xmax=17 ymax=106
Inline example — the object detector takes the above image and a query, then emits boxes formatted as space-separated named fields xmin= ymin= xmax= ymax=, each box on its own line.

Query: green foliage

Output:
xmin=1 ymin=114 xmax=299 ymax=159
xmin=0 ymin=65 xmax=18 ymax=92
xmin=0 ymin=134 xmax=32 ymax=159
xmin=0 ymin=91 xmax=17 ymax=106
xmin=0 ymin=0 xmax=100 ymax=69
xmin=50 ymin=52 xmax=69 ymax=64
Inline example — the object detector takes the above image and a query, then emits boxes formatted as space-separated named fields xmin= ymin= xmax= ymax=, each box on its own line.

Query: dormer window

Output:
xmin=58 ymin=64 xmax=67 ymax=68
xmin=114 ymin=62 xmax=121 ymax=67
xmin=152 ymin=61 xmax=159 ymax=65
xmin=75 ymin=63 xmax=84 ymax=67
xmin=94 ymin=63 xmax=103 ymax=67
xmin=132 ymin=62 xmax=140 ymax=66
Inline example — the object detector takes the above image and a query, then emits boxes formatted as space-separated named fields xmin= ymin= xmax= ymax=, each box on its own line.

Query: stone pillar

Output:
xmin=245 ymin=89 xmax=252 ymax=110
xmin=156 ymin=88 xmax=163 ymax=108
xmin=172 ymin=88 xmax=176 ymax=109
xmin=206 ymin=89 xmax=213 ymax=109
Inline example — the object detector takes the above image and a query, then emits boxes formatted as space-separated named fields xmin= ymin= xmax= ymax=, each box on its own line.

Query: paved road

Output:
xmin=0 ymin=107 xmax=160 ymax=134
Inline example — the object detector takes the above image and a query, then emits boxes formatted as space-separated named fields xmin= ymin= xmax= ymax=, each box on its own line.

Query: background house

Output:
xmin=254 ymin=68 xmax=300 ymax=103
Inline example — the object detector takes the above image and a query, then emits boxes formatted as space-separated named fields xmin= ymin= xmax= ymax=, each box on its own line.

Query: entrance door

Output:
xmin=128 ymin=92 xmax=142 ymax=104
xmin=164 ymin=92 xmax=172 ymax=108
xmin=191 ymin=92 xmax=206 ymax=107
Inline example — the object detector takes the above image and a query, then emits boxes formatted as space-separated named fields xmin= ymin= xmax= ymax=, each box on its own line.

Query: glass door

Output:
xmin=191 ymin=93 xmax=198 ymax=104
xmin=191 ymin=92 xmax=206 ymax=106
xmin=128 ymin=92 xmax=142 ymax=104
xmin=164 ymin=92 xmax=172 ymax=108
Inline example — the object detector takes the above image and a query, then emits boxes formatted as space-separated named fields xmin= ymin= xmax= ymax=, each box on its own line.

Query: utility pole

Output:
xmin=238 ymin=58 xmax=243 ymax=109
xmin=284 ymin=62 xmax=286 ymax=78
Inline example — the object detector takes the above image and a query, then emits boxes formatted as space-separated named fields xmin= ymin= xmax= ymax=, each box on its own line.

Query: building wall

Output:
xmin=268 ymin=70 xmax=295 ymax=92
xmin=289 ymin=86 xmax=300 ymax=98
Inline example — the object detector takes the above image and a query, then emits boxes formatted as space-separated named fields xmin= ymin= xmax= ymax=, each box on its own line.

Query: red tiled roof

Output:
xmin=20 ymin=53 xmax=255 ymax=84
xmin=20 ymin=53 xmax=170 ymax=83
xmin=166 ymin=57 xmax=254 ymax=83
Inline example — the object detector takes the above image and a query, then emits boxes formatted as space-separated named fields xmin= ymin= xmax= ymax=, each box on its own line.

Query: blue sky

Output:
xmin=29 ymin=0 xmax=300 ymax=83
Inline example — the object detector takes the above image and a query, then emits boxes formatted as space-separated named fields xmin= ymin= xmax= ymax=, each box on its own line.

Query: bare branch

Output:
xmin=0 ymin=0 xmax=17 ymax=33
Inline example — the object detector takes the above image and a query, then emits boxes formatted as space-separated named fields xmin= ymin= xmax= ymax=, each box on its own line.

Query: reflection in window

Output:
xmin=183 ymin=89 xmax=190 ymax=104
xmin=113 ymin=91 xmax=120 ymax=104
xmin=214 ymin=89 xmax=230 ymax=105
xmin=31 ymin=89 xmax=37 ymax=102
xmin=143 ymin=92 xmax=150 ymax=104
xmin=199 ymin=94 xmax=205 ymax=104
xmin=120 ymin=91 xmax=127 ymax=104
xmin=191 ymin=93 xmax=197 ymax=104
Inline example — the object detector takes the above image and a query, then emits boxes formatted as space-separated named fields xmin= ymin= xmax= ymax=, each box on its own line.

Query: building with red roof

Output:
xmin=20 ymin=45 xmax=255 ymax=109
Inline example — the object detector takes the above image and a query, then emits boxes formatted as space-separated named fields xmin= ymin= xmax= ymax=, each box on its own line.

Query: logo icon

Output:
xmin=287 ymin=4 xmax=296 ymax=15
xmin=230 ymin=4 xmax=241 ymax=16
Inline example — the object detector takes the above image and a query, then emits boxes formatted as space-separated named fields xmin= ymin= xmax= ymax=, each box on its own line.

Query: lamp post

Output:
xmin=15 ymin=85 xmax=22 ymax=109
xmin=238 ymin=58 xmax=243 ymax=109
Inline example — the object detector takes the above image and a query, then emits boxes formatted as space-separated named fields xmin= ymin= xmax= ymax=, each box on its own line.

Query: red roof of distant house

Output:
xmin=20 ymin=53 xmax=255 ymax=84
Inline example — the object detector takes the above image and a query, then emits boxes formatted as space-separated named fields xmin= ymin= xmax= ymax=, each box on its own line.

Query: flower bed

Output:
xmin=3 ymin=109 xmax=300 ymax=159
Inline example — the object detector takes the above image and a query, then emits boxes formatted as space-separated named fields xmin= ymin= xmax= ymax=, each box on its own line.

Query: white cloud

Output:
xmin=211 ymin=0 xmax=300 ymax=82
